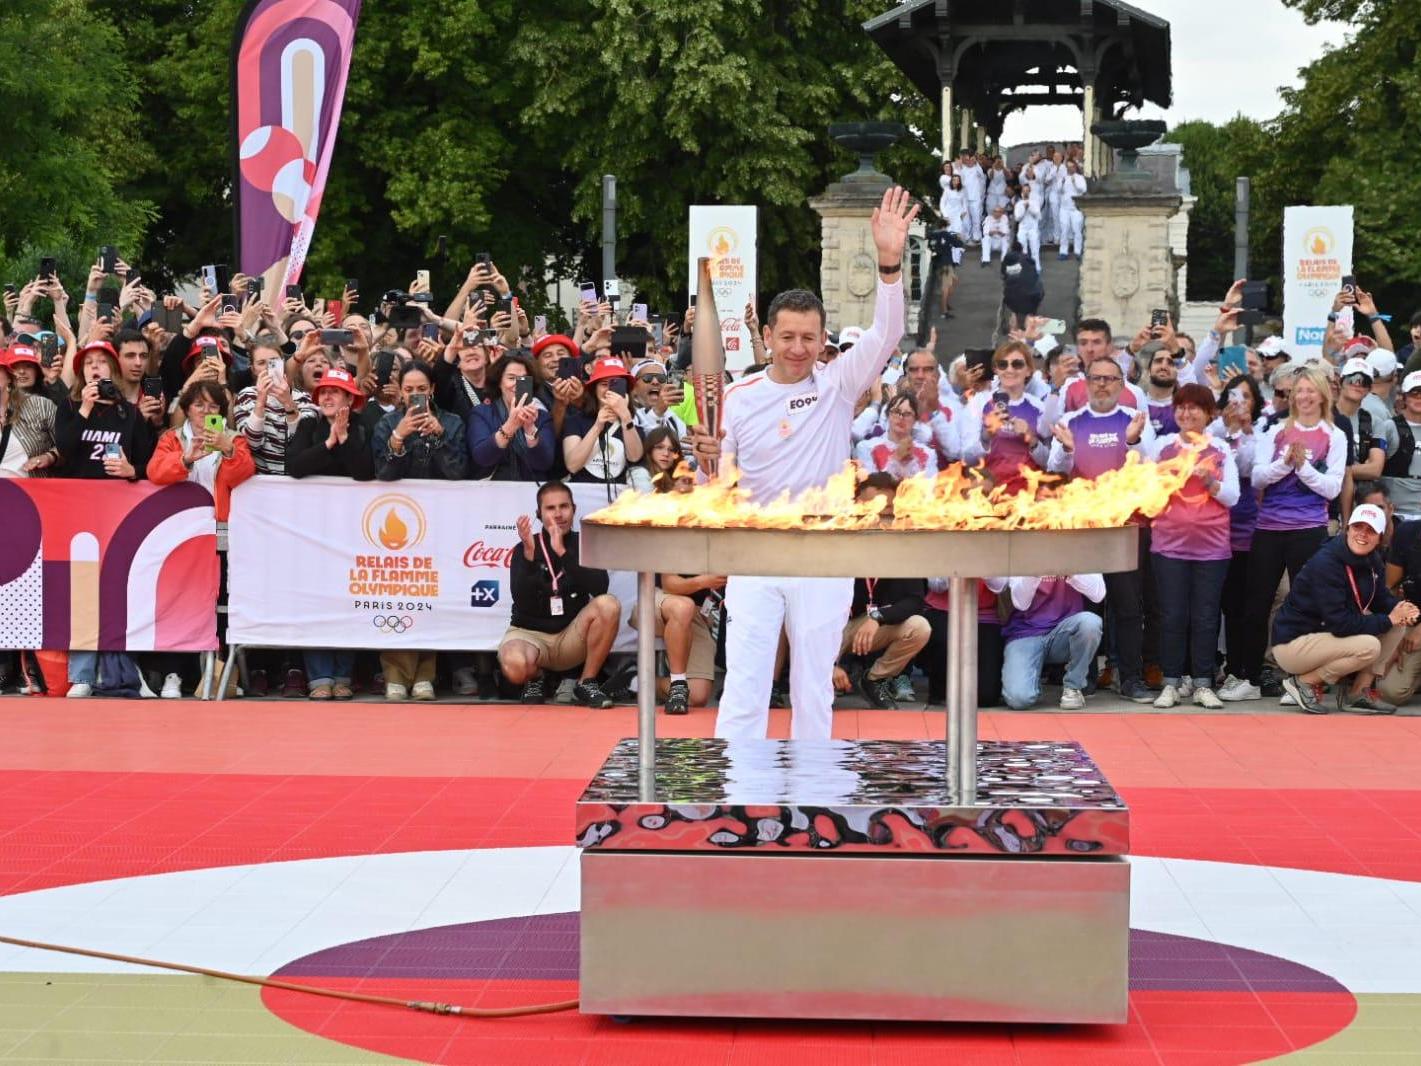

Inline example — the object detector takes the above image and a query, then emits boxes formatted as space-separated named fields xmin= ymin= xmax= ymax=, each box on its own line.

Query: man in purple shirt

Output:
xmin=1140 ymin=342 xmax=1180 ymax=437
xmin=996 ymin=574 xmax=1106 ymax=710
xmin=1047 ymin=356 xmax=1155 ymax=702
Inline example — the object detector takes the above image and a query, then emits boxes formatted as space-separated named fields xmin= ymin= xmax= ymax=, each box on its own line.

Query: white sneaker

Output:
xmin=138 ymin=674 xmax=158 ymax=699
xmin=66 ymin=683 xmax=92 ymax=698
xmin=1153 ymin=684 xmax=1179 ymax=709
xmin=385 ymin=682 xmax=409 ymax=701
xmin=1279 ymin=689 xmax=1297 ymax=706
xmin=1059 ymin=687 xmax=1085 ymax=710
xmin=1177 ymin=678 xmax=1194 ymax=699
xmin=160 ymin=673 xmax=182 ymax=699
xmin=1193 ymin=686 xmax=1224 ymax=709
xmin=1218 ymin=676 xmax=1261 ymax=701
xmin=411 ymin=680 xmax=435 ymax=701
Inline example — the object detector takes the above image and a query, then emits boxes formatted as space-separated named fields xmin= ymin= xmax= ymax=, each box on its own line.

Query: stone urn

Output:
xmin=1089 ymin=120 xmax=1167 ymax=189
xmin=828 ymin=121 xmax=907 ymax=185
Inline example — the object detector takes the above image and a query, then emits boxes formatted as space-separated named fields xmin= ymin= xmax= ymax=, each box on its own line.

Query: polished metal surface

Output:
xmin=634 ymin=571 xmax=656 ymax=786
xmin=577 ymin=738 xmax=1129 ymax=856
xmin=581 ymin=522 xmax=1140 ymax=580
xmin=580 ymin=849 xmax=1130 ymax=1023
xmin=946 ymin=576 xmax=978 ymax=801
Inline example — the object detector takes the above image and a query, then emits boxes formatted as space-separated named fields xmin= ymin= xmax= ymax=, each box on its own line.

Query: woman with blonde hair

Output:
xmin=1222 ymin=363 xmax=1347 ymax=701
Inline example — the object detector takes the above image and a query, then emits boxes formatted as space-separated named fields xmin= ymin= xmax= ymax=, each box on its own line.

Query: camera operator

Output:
xmin=498 ymin=482 xmax=621 ymax=707
xmin=917 ymin=215 xmax=963 ymax=342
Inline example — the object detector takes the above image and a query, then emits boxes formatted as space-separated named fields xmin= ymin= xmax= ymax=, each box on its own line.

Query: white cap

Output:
xmin=1403 ymin=371 xmax=1421 ymax=394
xmin=1367 ymin=349 xmax=1398 ymax=379
xmin=838 ymin=326 xmax=864 ymax=351
xmin=1341 ymin=357 xmax=1374 ymax=381
xmin=1349 ymin=504 xmax=1387 ymax=535
xmin=1256 ymin=336 xmax=1289 ymax=359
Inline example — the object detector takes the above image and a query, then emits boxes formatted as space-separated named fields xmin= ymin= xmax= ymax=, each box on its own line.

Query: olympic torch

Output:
xmin=693 ymin=255 xmax=726 ymax=478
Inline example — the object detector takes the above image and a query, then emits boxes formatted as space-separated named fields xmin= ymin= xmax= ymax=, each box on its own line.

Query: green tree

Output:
xmin=0 ymin=0 xmax=153 ymax=290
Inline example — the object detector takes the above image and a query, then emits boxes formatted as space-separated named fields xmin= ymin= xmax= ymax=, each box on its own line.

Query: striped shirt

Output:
xmin=234 ymin=386 xmax=318 ymax=475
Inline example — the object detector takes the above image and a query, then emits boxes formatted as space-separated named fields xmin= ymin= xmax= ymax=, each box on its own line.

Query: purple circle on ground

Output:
xmin=271 ymin=912 xmax=1346 ymax=994
xmin=0 ymin=480 xmax=41 ymax=584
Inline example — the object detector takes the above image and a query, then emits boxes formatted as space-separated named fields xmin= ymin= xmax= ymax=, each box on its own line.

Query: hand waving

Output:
xmin=870 ymin=186 xmax=920 ymax=270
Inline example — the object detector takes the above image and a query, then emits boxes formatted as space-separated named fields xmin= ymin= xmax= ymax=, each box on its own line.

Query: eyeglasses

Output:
xmin=995 ymin=359 xmax=1027 ymax=370
xmin=638 ymin=374 xmax=665 ymax=384
xmin=1087 ymin=374 xmax=1122 ymax=385
xmin=1406 ymin=389 xmax=1421 ymax=398
xmin=1273 ymin=390 xmax=1292 ymax=399
xmin=888 ymin=405 xmax=915 ymax=417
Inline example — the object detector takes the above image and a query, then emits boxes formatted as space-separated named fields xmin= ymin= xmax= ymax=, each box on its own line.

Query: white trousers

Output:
xmin=966 ymin=198 xmax=984 ymax=242
xmin=1019 ymin=224 xmax=1041 ymax=270
xmin=981 ymin=234 xmax=1011 ymax=264
xmin=717 ymin=574 xmax=854 ymax=741
xmin=1041 ymin=191 xmax=1058 ymax=243
xmin=1060 ymin=207 xmax=1084 ymax=257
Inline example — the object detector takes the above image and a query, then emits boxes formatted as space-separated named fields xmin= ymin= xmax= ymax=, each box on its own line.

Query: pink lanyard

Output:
xmin=537 ymin=533 xmax=561 ymax=596
xmin=1345 ymin=565 xmax=1373 ymax=613
xmin=865 ymin=578 xmax=878 ymax=611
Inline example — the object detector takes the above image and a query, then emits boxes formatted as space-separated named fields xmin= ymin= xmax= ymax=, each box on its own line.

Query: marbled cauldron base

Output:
xmin=577 ymin=738 xmax=1131 ymax=1024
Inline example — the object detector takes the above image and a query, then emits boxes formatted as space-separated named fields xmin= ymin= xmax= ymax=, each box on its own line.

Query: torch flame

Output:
xmin=587 ymin=452 xmax=1201 ymax=532
xmin=1310 ymin=235 xmax=1327 ymax=254
xmin=378 ymin=508 xmax=410 ymax=550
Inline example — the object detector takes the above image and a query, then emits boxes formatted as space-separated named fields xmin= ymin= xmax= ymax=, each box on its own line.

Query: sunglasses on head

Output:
xmin=995 ymin=358 xmax=1027 ymax=370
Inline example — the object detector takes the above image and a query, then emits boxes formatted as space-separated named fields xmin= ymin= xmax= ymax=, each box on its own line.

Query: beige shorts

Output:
xmin=629 ymin=588 xmax=717 ymax=681
xmin=499 ymin=620 xmax=590 ymax=673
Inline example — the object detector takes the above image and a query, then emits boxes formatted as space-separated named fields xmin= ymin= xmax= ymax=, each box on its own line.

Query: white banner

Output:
xmin=227 ymin=477 xmax=640 ymax=651
xmin=1282 ymin=205 xmax=1353 ymax=362
xmin=687 ymin=205 xmax=758 ymax=372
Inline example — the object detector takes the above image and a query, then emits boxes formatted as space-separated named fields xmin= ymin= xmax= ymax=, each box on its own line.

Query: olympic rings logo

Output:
xmin=373 ymin=615 xmax=414 ymax=633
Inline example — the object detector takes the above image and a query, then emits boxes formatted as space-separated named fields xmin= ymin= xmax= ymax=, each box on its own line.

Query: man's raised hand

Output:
xmin=870 ymin=186 xmax=920 ymax=270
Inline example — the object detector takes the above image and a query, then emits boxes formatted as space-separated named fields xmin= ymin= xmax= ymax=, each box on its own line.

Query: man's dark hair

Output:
xmin=766 ymin=289 xmax=825 ymax=331
xmin=1357 ymin=479 xmax=1389 ymax=502
xmin=1076 ymin=318 xmax=1112 ymax=342
xmin=536 ymin=480 xmax=574 ymax=511
xmin=114 ymin=327 xmax=147 ymax=349
xmin=855 ymin=471 xmax=901 ymax=499
xmin=1409 ymin=310 xmax=1421 ymax=328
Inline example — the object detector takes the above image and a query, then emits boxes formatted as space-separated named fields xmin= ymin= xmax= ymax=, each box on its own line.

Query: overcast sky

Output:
xmin=1000 ymin=0 xmax=1348 ymax=145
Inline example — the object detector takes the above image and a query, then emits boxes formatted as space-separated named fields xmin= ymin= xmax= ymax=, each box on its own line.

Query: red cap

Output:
xmin=531 ymin=334 xmax=580 ymax=359
xmin=4 ymin=343 xmax=41 ymax=370
xmin=183 ymin=334 xmax=232 ymax=373
xmin=585 ymin=357 xmax=633 ymax=385
xmin=311 ymin=366 xmax=367 ymax=410
xmin=72 ymin=339 xmax=118 ymax=377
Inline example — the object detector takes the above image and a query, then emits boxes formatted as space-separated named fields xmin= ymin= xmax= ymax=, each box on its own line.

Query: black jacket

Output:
xmin=54 ymin=396 xmax=153 ymax=480
xmin=509 ymin=530 xmax=609 ymax=633
xmin=1272 ymin=534 xmax=1397 ymax=646
xmin=285 ymin=414 xmax=376 ymax=480
xmin=432 ymin=358 xmax=494 ymax=422
xmin=850 ymin=577 xmax=927 ymax=625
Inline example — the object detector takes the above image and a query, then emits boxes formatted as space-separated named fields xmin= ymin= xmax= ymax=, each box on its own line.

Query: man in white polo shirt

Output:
xmin=691 ymin=185 xmax=917 ymax=739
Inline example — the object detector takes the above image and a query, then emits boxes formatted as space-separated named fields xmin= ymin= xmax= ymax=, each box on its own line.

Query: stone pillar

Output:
xmin=1076 ymin=189 xmax=1183 ymax=332
xmin=1082 ymin=85 xmax=1097 ymax=177
xmin=810 ymin=175 xmax=893 ymax=333
xmin=940 ymin=84 xmax=953 ymax=159
xmin=959 ymin=109 xmax=971 ymax=155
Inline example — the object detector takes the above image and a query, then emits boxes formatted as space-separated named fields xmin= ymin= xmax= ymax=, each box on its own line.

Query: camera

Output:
xmin=97 ymin=378 xmax=122 ymax=402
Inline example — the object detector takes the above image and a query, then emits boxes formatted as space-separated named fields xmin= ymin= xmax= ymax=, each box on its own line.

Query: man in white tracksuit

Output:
xmin=1036 ymin=149 xmax=1058 ymax=246
xmin=1057 ymin=159 xmax=1088 ymax=259
xmin=692 ymin=186 xmax=916 ymax=740
xmin=959 ymin=152 xmax=986 ymax=244
xmin=980 ymin=204 xmax=1013 ymax=266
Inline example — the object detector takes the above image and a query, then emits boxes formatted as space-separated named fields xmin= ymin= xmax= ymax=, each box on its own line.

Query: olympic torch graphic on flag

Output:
xmin=232 ymin=0 xmax=363 ymax=288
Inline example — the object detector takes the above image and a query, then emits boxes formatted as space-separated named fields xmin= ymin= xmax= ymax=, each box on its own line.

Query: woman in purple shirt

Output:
xmin=1149 ymin=385 xmax=1240 ymax=709
xmin=1212 ymin=374 xmax=1263 ymax=689
xmin=1221 ymin=365 xmax=1346 ymax=701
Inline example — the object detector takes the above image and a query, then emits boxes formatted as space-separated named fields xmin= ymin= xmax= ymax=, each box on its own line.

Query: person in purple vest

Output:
xmin=1047 ymin=355 xmax=1154 ymax=702
xmin=1139 ymin=342 xmax=1180 ymax=437
xmin=996 ymin=573 xmax=1105 ymax=710
xmin=1222 ymin=363 xmax=1347 ymax=701
xmin=1148 ymin=384 xmax=1240 ymax=709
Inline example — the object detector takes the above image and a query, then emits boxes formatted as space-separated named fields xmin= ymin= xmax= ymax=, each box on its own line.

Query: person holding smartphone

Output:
xmin=54 ymin=341 xmax=151 ymax=481
xmin=0 ymin=343 xmax=60 ymax=476
xmin=561 ymin=357 xmax=642 ymax=487
xmin=433 ymin=328 xmax=495 ymax=420
xmin=233 ymin=336 xmax=317 ymax=474
xmin=467 ymin=350 xmax=554 ymax=480
xmin=374 ymin=361 xmax=468 ymax=482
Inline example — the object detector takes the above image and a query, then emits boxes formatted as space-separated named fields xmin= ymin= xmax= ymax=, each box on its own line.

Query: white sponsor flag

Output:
xmin=1282 ymin=205 xmax=1353 ymax=362
xmin=687 ymin=205 xmax=758 ymax=372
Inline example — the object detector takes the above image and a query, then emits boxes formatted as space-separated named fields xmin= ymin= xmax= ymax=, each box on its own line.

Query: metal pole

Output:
xmin=635 ymin=571 xmax=657 ymax=797
xmin=945 ymin=576 xmax=979 ymax=803
xmin=601 ymin=174 xmax=617 ymax=290
xmin=1233 ymin=177 xmax=1250 ymax=283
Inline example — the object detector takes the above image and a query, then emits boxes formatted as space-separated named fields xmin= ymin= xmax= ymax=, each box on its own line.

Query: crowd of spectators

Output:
xmin=3 ymin=224 xmax=1421 ymax=718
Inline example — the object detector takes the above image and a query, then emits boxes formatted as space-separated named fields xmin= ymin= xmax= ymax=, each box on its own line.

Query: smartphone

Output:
xmin=247 ymin=276 xmax=264 ymax=300
xmin=97 ymin=303 xmax=116 ymax=322
xmin=38 ymin=334 xmax=59 ymax=368
xmin=141 ymin=375 xmax=164 ymax=398
xmin=409 ymin=394 xmax=429 ymax=415
xmin=1218 ymin=345 xmax=1249 ymax=380
xmin=213 ymin=264 xmax=232 ymax=295
xmin=1150 ymin=308 xmax=1169 ymax=328
xmin=475 ymin=252 xmax=492 ymax=268
xmin=1040 ymin=318 xmax=1066 ymax=335
xmin=514 ymin=375 xmax=535 ymax=405
xmin=578 ymin=281 xmax=598 ymax=304
xmin=611 ymin=325 xmax=647 ymax=363
xmin=268 ymin=358 xmax=285 ymax=384
xmin=991 ymin=389 xmax=1010 ymax=415
xmin=39 ymin=256 xmax=57 ymax=279
xmin=321 ymin=328 xmax=355 ymax=347
xmin=1340 ymin=275 xmax=1357 ymax=294
xmin=285 ymin=284 xmax=303 ymax=302
xmin=345 ymin=278 xmax=359 ymax=297
xmin=556 ymin=356 xmax=582 ymax=381
xmin=203 ymin=412 xmax=225 ymax=448
xmin=653 ymin=321 xmax=664 ymax=346
xmin=416 ymin=269 xmax=431 ymax=291
xmin=156 ymin=304 xmax=184 ymax=332
xmin=607 ymin=377 xmax=629 ymax=398
xmin=963 ymin=348 xmax=994 ymax=380
xmin=326 ymin=298 xmax=344 ymax=323
xmin=100 ymin=245 xmax=119 ymax=274
xmin=198 ymin=265 xmax=216 ymax=292
xmin=3 ymin=283 xmax=15 ymax=297
xmin=631 ymin=302 xmax=648 ymax=322
xmin=103 ymin=442 xmax=122 ymax=461
xmin=374 ymin=349 xmax=397 ymax=387
xmin=603 ymin=278 xmax=621 ymax=300
xmin=219 ymin=293 xmax=240 ymax=316
xmin=478 ymin=329 xmax=500 ymax=346
xmin=533 ymin=314 xmax=547 ymax=334
xmin=421 ymin=322 xmax=440 ymax=341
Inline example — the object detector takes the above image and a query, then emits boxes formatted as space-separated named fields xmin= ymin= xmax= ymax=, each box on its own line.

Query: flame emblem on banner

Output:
xmin=361 ymin=494 xmax=427 ymax=552
xmin=1304 ymin=227 xmax=1334 ymax=256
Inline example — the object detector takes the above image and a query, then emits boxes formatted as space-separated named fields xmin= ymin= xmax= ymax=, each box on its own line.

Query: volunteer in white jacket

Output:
xmin=960 ymin=152 xmax=986 ymax=243
xmin=692 ymin=186 xmax=917 ymax=740
xmin=981 ymin=205 xmax=1013 ymax=266
xmin=1037 ymin=151 xmax=1058 ymax=245
xmin=1057 ymin=160 xmax=1088 ymax=260
xmin=1014 ymin=186 xmax=1043 ymax=271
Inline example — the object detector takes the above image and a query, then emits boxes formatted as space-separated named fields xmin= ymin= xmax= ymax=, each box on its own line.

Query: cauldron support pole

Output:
xmin=636 ymin=570 xmax=657 ymax=798
xmin=946 ymin=576 xmax=979 ymax=802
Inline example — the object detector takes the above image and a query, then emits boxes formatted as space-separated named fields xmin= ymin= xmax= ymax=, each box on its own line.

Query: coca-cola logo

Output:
xmin=463 ymin=540 xmax=514 ymax=569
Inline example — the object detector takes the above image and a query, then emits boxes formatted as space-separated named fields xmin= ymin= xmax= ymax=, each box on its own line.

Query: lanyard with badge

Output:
xmin=538 ymin=532 xmax=565 ymax=617
xmin=1345 ymin=565 xmax=1374 ymax=614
